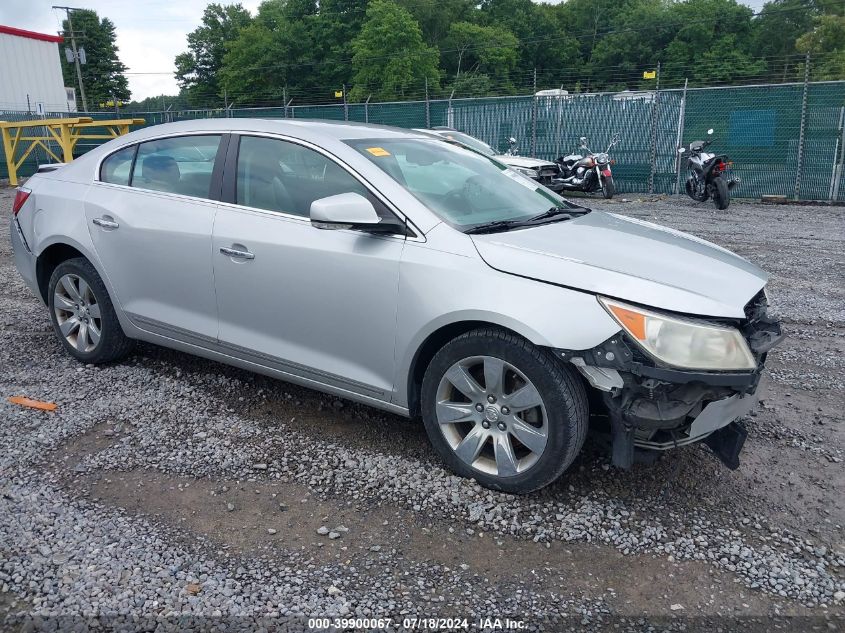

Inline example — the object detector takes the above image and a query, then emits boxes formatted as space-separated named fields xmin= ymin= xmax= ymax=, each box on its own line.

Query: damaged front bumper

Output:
xmin=563 ymin=290 xmax=784 ymax=469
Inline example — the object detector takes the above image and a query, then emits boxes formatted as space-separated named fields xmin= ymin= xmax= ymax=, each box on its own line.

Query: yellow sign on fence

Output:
xmin=0 ymin=117 xmax=144 ymax=186
xmin=643 ymin=70 xmax=657 ymax=80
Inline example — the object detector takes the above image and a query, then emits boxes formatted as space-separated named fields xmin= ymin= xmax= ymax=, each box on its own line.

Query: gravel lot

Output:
xmin=1 ymin=186 xmax=843 ymax=631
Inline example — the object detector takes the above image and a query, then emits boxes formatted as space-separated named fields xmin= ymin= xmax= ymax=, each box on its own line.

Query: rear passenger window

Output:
xmin=131 ymin=135 xmax=221 ymax=199
xmin=100 ymin=145 xmax=136 ymax=185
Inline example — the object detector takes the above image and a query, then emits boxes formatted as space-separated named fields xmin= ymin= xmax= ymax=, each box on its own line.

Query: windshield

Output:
xmin=434 ymin=130 xmax=497 ymax=156
xmin=347 ymin=138 xmax=579 ymax=230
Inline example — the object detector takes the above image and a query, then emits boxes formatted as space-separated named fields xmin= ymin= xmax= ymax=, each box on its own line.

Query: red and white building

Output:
xmin=0 ymin=24 xmax=76 ymax=113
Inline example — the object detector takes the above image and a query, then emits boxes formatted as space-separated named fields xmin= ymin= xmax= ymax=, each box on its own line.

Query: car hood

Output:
xmin=498 ymin=155 xmax=557 ymax=169
xmin=470 ymin=211 xmax=767 ymax=318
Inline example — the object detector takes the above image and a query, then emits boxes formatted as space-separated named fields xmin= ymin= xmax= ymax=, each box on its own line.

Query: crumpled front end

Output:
xmin=562 ymin=289 xmax=784 ymax=469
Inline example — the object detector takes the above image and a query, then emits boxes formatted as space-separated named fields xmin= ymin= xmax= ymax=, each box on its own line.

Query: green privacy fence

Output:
xmin=4 ymin=80 xmax=845 ymax=201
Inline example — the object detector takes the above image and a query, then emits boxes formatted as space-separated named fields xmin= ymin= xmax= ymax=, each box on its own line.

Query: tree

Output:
xmin=662 ymin=0 xmax=764 ymax=86
xmin=443 ymin=22 xmax=519 ymax=94
xmin=349 ymin=0 xmax=440 ymax=101
xmin=396 ymin=0 xmax=476 ymax=50
xmin=175 ymin=3 xmax=252 ymax=106
xmin=797 ymin=13 xmax=845 ymax=79
xmin=220 ymin=0 xmax=317 ymax=105
xmin=59 ymin=10 xmax=130 ymax=109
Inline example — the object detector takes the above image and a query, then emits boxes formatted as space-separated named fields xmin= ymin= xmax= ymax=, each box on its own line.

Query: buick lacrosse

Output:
xmin=10 ymin=119 xmax=783 ymax=493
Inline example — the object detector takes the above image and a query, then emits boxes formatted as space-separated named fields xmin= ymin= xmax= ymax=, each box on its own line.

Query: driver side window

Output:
xmin=236 ymin=136 xmax=370 ymax=217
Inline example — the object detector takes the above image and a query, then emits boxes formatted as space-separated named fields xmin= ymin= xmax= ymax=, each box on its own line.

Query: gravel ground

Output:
xmin=0 ymin=187 xmax=843 ymax=632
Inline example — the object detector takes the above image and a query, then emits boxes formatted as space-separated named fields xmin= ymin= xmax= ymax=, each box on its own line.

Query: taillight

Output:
xmin=12 ymin=187 xmax=31 ymax=216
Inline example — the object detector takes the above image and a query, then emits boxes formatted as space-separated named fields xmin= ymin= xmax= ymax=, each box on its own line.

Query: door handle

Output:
xmin=219 ymin=246 xmax=255 ymax=260
xmin=92 ymin=217 xmax=119 ymax=229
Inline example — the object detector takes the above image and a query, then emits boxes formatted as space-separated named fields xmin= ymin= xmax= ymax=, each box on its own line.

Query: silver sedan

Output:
xmin=10 ymin=119 xmax=782 ymax=493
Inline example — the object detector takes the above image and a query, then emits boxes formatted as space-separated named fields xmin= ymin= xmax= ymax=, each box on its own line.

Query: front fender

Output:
xmin=392 ymin=236 xmax=621 ymax=408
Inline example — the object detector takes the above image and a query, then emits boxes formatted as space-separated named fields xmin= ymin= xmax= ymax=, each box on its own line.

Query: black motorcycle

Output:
xmin=680 ymin=129 xmax=739 ymax=210
xmin=554 ymin=134 xmax=620 ymax=199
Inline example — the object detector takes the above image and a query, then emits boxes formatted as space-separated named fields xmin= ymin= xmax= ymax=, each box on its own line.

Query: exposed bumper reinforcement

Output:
xmin=632 ymin=392 xmax=757 ymax=450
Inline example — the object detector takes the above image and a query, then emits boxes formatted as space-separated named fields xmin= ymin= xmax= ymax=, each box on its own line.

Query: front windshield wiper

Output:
xmin=464 ymin=207 xmax=587 ymax=235
xmin=526 ymin=207 xmax=574 ymax=222
xmin=464 ymin=219 xmax=526 ymax=234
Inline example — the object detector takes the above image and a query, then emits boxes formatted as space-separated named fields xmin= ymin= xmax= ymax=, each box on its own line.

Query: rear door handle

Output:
xmin=92 ymin=217 xmax=119 ymax=229
xmin=219 ymin=246 xmax=255 ymax=260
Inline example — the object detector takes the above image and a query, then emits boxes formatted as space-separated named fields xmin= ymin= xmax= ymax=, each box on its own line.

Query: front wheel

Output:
xmin=421 ymin=328 xmax=588 ymax=494
xmin=711 ymin=176 xmax=730 ymax=210
xmin=601 ymin=175 xmax=615 ymax=199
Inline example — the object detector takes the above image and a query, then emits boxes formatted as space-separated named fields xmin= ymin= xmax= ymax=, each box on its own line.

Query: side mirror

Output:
xmin=707 ymin=128 xmax=714 ymax=135
xmin=579 ymin=136 xmax=588 ymax=145
xmin=678 ymin=147 xmax=686 ymax=154
xmin=508 ymin=137 xmax=517 ymax=145
xmin=310 ymin=192 xmax=379 ymax=230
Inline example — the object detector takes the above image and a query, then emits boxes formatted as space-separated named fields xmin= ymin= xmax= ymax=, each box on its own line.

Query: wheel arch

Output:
xmin=36 ymin=242 xmax=88 ymax=304
xmin=404 ymin=318 xmax=543 ymax=418
xmin=35 ymin=238 xmax=115 ymax=310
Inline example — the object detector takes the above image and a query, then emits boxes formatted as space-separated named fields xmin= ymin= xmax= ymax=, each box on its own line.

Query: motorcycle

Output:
xmin=554 ymin=134 xmax=620 ymax=199
xmin=503 ymin=136 xmax=519 ymax=156
xmin=679 ymin=129 xmax=739 ymax=210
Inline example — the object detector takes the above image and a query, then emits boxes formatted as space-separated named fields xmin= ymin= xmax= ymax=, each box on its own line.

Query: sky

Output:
xmin=0 ymin=0 xmax=768 ymax=102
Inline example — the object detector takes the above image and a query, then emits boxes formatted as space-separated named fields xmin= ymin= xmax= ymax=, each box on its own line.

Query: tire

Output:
xmin=686 ymin=177 xmax=708 ymax=202
xmin=47 ymin=257 xmax=134 ymax=364
xmin=712 ymin=176 xmax=730 ymax=210
xmin=601 ymin=176 xmax=615 ymax=199
xmin=421 ymin=328 xmax=588 ymax=494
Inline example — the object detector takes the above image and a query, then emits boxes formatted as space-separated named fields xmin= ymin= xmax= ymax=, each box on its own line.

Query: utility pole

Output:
xmin=53 ymin=5 xmax=88 ymax=112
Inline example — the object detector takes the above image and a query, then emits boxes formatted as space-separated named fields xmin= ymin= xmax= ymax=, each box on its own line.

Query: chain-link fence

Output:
xmin=4 ymin=79 xmax=845 ymax=202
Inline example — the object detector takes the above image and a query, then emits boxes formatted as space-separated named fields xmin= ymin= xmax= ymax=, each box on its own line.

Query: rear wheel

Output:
xmin=48 ymin=257 xmax=134 ymax=364
xmin=711 ymin=176 xmax=730 ymax=210
xmin=421 ymin=328 xmax=588 ymax=494
xmin=601 ymin=176 xmax=615 ymax=199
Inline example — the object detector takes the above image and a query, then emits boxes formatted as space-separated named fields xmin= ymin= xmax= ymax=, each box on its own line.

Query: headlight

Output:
xmin=513 ymin=166 xmax=538 ymax=178
xmin=598 ymin=297 xmax=756 ymax=371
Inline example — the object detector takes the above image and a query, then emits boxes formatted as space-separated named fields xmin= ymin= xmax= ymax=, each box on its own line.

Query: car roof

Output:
xmin=120 ymin=118 xmax=432 ymax=143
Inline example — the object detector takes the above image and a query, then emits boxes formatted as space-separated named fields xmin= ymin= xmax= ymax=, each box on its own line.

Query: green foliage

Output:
xmin=175 ymin=3 xmax=253 ymax=105
xmin=59 ymin=9 xmax=130 ymax=109
xmin=170 ymin=0 xmax=844 ymax=107
xmin=797 ymin=13 xmax=845 ymax=79
xmin=349 ymin=0 xmax=440 ymax=101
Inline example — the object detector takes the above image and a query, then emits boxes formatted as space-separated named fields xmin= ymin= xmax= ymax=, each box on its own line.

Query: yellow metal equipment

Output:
xmin=0 ymin=117 xmax=145 ymax=186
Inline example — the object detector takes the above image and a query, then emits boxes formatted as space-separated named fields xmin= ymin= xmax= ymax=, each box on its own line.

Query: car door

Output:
xmin=212 ymin=134 xmax=405 ymax=399
xmin=85 ymin=134 xmax=226 ymax=342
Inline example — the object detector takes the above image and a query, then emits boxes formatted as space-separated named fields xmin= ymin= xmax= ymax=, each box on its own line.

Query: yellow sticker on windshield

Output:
xmin=366 ymin=147 xmax=391 ymax=156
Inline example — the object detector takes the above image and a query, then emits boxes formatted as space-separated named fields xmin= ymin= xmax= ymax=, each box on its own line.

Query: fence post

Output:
xmin=343 ymin=84 xmax=349 ymax=121
xmin=425 ymin=77 xmax=431 ymax=128
xmin=447 ymin=88 xmax=455 ymax=128
xmin=283 ymin=86 xmax=287 ymax=118
xmin=674 ymin=78 xmax=688 ymax=195
xmin=830 ymin=106 xmax=845 ymax=202
xmin=531 ymin=68 xmax=537 ymax=156
xmin=287 ymin=98 xmax=294 ymax=119
xmin=794 ymin=52 xmax=811 ymax=200
xmin=647 ymin=61 xmax=661 ymax=194
xmin=365 ymin=95 xmax=371 ymax=123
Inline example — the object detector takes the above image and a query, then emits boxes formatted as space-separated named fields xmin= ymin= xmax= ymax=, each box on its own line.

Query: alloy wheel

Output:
xmin=435 ymin=355 xmax=548 ymax=477
xmin=53 ymin=273 xmax=102 ymax=353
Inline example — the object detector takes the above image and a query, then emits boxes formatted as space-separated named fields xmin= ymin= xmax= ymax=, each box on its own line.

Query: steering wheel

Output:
xmin=444 ymin=176 xmax=485 ymax=215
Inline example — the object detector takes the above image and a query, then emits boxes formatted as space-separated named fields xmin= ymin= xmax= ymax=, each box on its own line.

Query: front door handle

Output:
xmin=92 ymin=217 xmax=119 ymax=229
xmin=219 ymin=246 xmax=255 ymax=260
